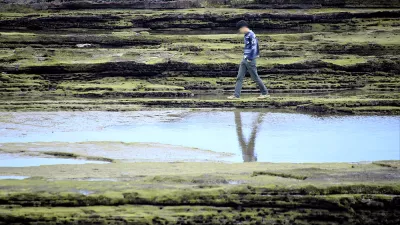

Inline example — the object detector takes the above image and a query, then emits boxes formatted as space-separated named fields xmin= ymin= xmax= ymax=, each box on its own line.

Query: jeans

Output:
xmin=234 ymin=58 xmax=268 ymax=98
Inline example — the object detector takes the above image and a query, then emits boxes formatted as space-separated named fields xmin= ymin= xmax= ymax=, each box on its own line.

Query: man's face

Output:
xmin=239 ymin=27 xmax=248 ymax=34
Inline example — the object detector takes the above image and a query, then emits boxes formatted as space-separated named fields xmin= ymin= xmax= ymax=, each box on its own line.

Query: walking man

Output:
xmin=228 ymin=20 xmax=269 ymax=99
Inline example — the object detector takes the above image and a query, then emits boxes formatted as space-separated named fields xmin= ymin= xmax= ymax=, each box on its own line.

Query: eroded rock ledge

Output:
xmin=1 ymin=161 xmax=399 ymax=224
xmin=1 ymin=0 xmax=400 ymax=10
xmin=1 ymin=97 xmax=399 ymax=115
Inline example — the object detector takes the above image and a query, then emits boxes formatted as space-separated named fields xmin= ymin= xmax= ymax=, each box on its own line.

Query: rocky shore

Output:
xmin=1 ymin=8 xmax=399 ymax=114
xmin=1 ymin=156 xmax=399 ymax=225
xmin=0 ymin=2 xmax=399 ymax=224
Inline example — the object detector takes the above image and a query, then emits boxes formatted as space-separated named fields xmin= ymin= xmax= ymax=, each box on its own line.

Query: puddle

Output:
xmin=0 ymin=111 xmax=399 ymax=163
xmin=0 ymin=175 xmax=29 ymax=180
xmin=228 ymin=180 xmax=246 ymax=185
xmin=77 ymin=190 xmax=94 ymax=196
xmin=0 ymin=156 xmax=109 ymax=167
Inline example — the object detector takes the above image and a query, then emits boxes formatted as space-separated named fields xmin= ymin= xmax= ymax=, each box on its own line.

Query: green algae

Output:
xmin=373 ymin=161 xmax=400 ymax=169
xmin=0 ymin=182 xmax=399 ymax=224
xmin=0 ymin=6 xmax=399 ymax=224
xmin=42 ymin=151 xmax=114 ymax=163
xmin=0 ymin=155 xmax=398 ymax=224
xmin=0 ymin=95 xmax=399 ymax=114
xmin=1 ymin=64 xmax=399 ymax=109
xmin=42 ymin=152 xmax=79 ymax=158
xmin=58 ymin=78 xmax=185 ymax=92
xmin=252 ymin=171 xmax=308 ymax=180
xmin=1 ymin=161 xmax=399 ymax=186
xmin=0 ymin=27 xmax=399 ymax=102
xmin=0 ymin=27 xmax=399 ymax=67
xmin=0 ymin=204 xmax=379 ymax=225
xmin=322 ymin=57 xmax=368 ymax=66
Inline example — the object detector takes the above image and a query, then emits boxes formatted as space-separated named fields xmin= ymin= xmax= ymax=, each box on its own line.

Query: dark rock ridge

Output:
xmin=1 ymin=0 xmax=400 ymax=10
xmin=1 ymin=60 xmax=399 ymax=81
xmin=0 ymin=0 xmax=202 ymax=10
xmin=1 ymin=9 xmax=400 ymax=31
xmin=0 ymin=185 xmax=400 ymax=224
xmin=138 ymin=10 xmax=400 ymax=30
xmin=246 ymin=0 xmax=400 ymax=8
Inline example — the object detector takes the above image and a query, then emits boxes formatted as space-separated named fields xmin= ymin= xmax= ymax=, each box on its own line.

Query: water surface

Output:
xmin=0 ymin=175 xmax=29 ymax=180
xmin=0 ymin=111 xmax=398 ymax=163
xmin=0 ymin=155 xmax=109 ymax=167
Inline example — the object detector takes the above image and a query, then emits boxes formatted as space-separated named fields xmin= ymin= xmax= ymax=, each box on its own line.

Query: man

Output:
xmin=228 ymin=20 xmax=269 ymax=99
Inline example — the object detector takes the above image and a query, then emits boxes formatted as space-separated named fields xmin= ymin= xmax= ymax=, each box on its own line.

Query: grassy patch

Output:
xmin=322 ymin=56 xmax=368 ymax=66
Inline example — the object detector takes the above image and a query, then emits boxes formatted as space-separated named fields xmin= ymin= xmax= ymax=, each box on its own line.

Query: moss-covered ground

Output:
xmin=1 ymin=95 xmax=399 ymax=114
xmin=1 ymin=160 xmax=399 ymax=224
xmin=0 ymin=6 xmax=399 ymax=224
xmin=0 ymin=8 xmax=399 ymax=115
xmin=0 ymin=141 xmax=399 ymax=224
xmin=0 ymin=27 xmax=399 ymax=114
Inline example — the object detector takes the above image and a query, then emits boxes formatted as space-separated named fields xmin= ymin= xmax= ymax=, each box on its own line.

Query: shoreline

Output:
xmin=1 ymin=97 xmax=399 ymax=114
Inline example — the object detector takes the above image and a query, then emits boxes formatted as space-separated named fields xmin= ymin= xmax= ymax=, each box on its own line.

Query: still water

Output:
xmin=0 ymin=155 xmax=109 ymax=167
xmin=0 ymin=175 xmax=29 ymax=180
xmin=0 ymin=110 xmax=399 ymax=163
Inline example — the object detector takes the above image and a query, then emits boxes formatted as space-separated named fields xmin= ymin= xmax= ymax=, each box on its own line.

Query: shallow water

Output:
xmin=0 ymin=175 xmax=29 ymax=180
xmin=0 ymin=155 xmax=108 ymax=167
xmin=0 ymin=110 xmax=399 ymax=163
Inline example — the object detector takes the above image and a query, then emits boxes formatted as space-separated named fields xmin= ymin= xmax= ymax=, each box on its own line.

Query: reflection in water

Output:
xmin=1 ymin=111 xmax=398 ymax=163
xmin=234 ymin=111 xmax=265 ymax=162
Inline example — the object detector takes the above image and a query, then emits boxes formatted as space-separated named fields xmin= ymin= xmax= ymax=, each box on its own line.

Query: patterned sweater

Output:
xmin=243 ymin=30 xmax=260 ymax=60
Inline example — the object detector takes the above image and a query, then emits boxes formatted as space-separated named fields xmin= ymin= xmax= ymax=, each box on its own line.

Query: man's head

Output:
xmin=236 ymin=20 xmax=249 ymax=34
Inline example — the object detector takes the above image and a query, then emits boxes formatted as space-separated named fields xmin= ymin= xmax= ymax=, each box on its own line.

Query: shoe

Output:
xmin=227 ymin=95 xmax=239 ymax=99
xmin=257 ymin=94 xmax=270 ymax=99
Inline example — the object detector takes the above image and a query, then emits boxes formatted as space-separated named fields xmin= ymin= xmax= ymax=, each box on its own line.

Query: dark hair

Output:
xmin=236 ymin=20 xmax=248 ymax=29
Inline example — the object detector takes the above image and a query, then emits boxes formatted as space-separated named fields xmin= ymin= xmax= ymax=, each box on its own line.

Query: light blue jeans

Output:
xmin=234 ymin=58 xmax=268 ymax=98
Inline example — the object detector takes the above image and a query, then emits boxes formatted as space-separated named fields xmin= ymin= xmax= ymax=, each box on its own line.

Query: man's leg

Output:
xmin=245 ymin=59 xmax=268 ymax=95
xmin=233 ymin=59 xmax=247 ymax=98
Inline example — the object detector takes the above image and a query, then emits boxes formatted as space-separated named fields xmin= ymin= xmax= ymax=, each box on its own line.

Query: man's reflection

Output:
xmin=234 ymin=111 xmax=264 ymax=162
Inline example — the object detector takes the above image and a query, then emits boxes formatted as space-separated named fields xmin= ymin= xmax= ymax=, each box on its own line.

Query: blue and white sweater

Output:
xmin=243 ymin=30 xmax=260 ymax=60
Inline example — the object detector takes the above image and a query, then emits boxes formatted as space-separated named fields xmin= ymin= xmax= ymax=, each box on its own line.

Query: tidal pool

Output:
xmin=0 ymin=155 xmax=108 ymax=167
xmin=0 ymin=110 xmax=399 ymax=163
xmin=0 ymin=175 xmax=29 ymax=180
